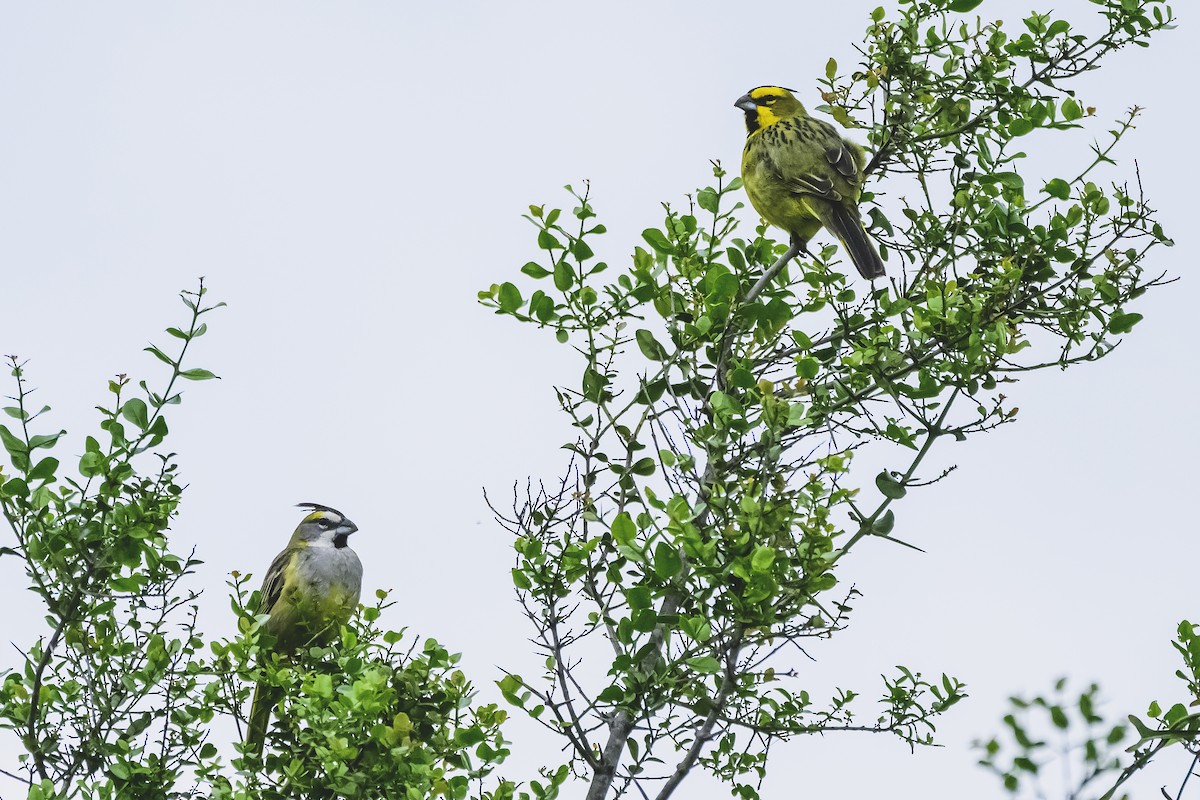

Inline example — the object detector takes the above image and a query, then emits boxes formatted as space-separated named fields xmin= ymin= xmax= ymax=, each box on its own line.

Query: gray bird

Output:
xmin=245 ymin=503 xmax=363 ymax=756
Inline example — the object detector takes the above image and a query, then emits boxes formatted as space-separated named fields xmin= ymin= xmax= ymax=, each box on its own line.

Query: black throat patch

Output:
xmin=743 ymin=108 xmax=761 ymax=134
xmin=333 ymin=533 xmax=350 ymax=549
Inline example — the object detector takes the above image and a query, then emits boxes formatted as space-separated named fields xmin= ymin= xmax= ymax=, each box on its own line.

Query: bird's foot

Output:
xmin=787 ymin=237 xmax=810 ymax=262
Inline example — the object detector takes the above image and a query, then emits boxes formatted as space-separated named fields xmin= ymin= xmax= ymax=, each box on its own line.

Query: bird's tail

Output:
xmin=825 ymin=203 xmax=885 ymax=280
xmin=246 ymin=681 xmax=280 ymax=757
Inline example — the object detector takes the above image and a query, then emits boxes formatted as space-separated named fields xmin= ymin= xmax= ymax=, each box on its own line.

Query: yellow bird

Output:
xmin=735 ymin=85 xmax=885 ymax=280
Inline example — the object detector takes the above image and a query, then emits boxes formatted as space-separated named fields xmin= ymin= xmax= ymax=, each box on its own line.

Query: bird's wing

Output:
xmin=256 ymin=548 xmax=295 ymax=614
xmin=825 ymin=143 xmax=860 ymax=181
xmin=786 ymin=173 xmax=842 ymax=202
xmin=763 ymin=130 xmax=848 ymax=202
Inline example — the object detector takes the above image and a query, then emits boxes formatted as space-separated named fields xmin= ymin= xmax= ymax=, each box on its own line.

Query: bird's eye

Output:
xmin=765 ymin=97 xmax=777 ymax=104
xmin=317 ymin=519 xmax=333 ymax=529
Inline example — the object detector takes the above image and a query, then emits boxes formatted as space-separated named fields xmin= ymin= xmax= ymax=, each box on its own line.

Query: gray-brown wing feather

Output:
xmin=750 ymin=141 xmax=842 ymax=203
xmin=826 ymin=144 xmax=859 ymax=181
xmin=784 ymin=172 xmax=842 ymax=201
xmin=256 ymin=548 xmax=294 ymax=615
xmin=822 ymin=203 xmax=886 ymax=280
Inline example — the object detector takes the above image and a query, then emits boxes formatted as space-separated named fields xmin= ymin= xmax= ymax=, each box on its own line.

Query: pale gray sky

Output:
xmin=0 ymin=2 xmax=1196 ymax=797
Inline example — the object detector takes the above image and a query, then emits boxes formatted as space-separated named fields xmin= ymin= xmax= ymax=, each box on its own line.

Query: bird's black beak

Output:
xmin=734 ymin=94 xmax=758 ymax=113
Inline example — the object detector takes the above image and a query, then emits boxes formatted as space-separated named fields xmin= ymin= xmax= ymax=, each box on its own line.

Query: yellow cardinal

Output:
xmin=736 ymin=85 xmax=885 ymax=280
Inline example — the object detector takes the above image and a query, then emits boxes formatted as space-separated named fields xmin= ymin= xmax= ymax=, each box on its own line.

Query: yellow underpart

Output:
xmin=281 ymin=552 xmax=300 ymax=587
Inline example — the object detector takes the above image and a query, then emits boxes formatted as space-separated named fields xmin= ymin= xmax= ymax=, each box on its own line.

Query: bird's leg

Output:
xmin=789 ymin=234 xmax=811 ymax=259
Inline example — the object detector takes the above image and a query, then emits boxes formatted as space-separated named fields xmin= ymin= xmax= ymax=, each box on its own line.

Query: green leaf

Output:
xmin=697 ymin=188 xmax=719 ymax=213
xmin=520 ymin=262 xmax=551 ymax=279
xmin=537 ymin=230 xmax=561 ymax=250
xmin=708 ymin=272 xmax=739 ymax=301
xmin=991 ymin=172 xmax=1024 ymax=190
xmin=709 ymin=391 xmax=742 ymax=419
xmin=553 ymin=260 xmax=575 ymax=292
xmin=148 ymin=416 xmax=169 ymax=438
xmin=571 ymin=239 xmax=594 ymax=261
xmin=872 ymin=510 xmax=896 ymax=535
xmin=1008 ymin=118 xmax=1034 ymax=137
xmin=681 ymin=616 xmax=711 ymax=642
xmin=641 ymin=228 xmax=675 ymax=256
xmin=796 ymin=357 xmax=820 ymax=379
xmin=511 ymin=568 xmax=532 ymax=590
xmin=653 ymin=543 xmax=682 ymax=579
xmin=582 ymin=367 xmax=608 ymax=403
xmin=1062 ymin=98 xmax=1083 ymax=121
xmin=611 ymin=512 xmax=636 ymax=546
xmin=726 ymin=247 xmax=746 ymax=272
xmin=1050 ymin=705 xmax=1069 ymax=729
xmin=750 ymin=546 xmax=775 ymax=573
xmin=786 ymin=403 xmax=807 ymax=427
xmin=948 ymin=0 xmax=984 ymax=12
xmin=867 ymin=206 xmax=895 ymax=237
xmin=728 ymin=368 xmax=755 ymax=389
xmin=454 ymin=726 xmax=487 ymax=746
xmin=635 ymin=329 xmax=668 ymax=362
xmin=497 ymin=674 xmax=526 ymax=705
xmin=1047 ymin=19 xmax=1070 ymax=37
xmin=625 ymin=585 xmax=651 ymax=610
xmin=144 ymin=345 xmax=176 ymax=367
xmin=1108 ymin=312 xmax=1143 ymax=334
xmin=26 ymin=431 xmax=63 ymax=451
xmin=122 ymin=398 xmax=150 ymax=430
xmin=630 ymin=457 xmax=656 ymax=476
xmin=630 ymin=608 xmax=657 ymax=632
xmin=1043 ymin=179 xmax=1071 ymax=200
xmin=497 ymin=282 xmax=523 ymax=313
xmin=0 ymin=425 xmax=28 ymax=459
xmin=825 ymin=57 xmax=838 ymax=80
xmin=178 ymin=368 xmax=219 ymax=381
xmin=685 ymin=656 xmax=721 ymax=675
xmin=530 ymin=291 xmax=555 ymax=322
xmin=636 ymin=378 xmax=667 ymax=405
xmin=885 ymin=422 xmax=918 ymax=450
xmin=791 ymin=330 xmax=813 ymax=350
xmin=28 ymin=457 xmax=58 ymax=482
xmin=79 ymin=451 xmax=105 ymax=477
xmin=875 ymin=471 xmax=907 ymax=499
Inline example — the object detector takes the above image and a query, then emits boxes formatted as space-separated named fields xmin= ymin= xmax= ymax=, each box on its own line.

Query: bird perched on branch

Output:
xmin=735 ymin=85 xmax=885 ymax=280
xmin=245 ymin=503 xmax=363 ymax=756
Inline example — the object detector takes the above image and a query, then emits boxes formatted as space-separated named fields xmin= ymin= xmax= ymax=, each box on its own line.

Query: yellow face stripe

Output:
xmin=304 ymin=510 xmax=338 ymax=523
xmin=755 ymin=107 xmax=781 ymax=128
xmin=750 ymin=86 xmax=790 ymax=100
